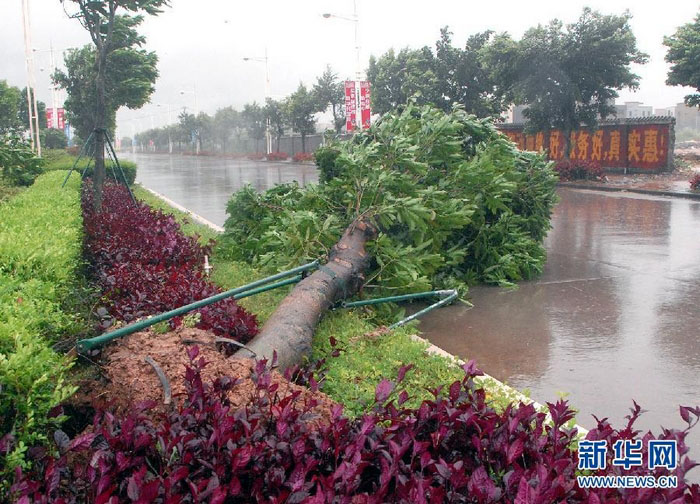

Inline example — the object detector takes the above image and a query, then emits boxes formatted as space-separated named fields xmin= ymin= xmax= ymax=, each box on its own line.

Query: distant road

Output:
xmin=122 ymin=152 xmax=318 ymax=226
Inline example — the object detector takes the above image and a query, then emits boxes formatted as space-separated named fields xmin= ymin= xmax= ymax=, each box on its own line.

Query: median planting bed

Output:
xmin=1 ymin=135 xmax=699 ymax=500
xmin=82 ymin=181 xmax=258 ymax=342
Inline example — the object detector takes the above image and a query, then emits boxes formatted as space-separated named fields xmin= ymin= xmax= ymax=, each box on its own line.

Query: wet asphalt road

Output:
xmin=421 ymin=188 xmax=700 ymax=455
xmin=130 ymin=153 xmax=700 ymax=457
xmin=126 ymin=152 xmax=318 ymax=226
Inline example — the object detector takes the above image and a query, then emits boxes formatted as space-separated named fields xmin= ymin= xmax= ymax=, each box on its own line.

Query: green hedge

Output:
xmin=42 ymin=149 xmax=137 ymax=185
xmin=0 ymin=171 xmax=81 ymax=472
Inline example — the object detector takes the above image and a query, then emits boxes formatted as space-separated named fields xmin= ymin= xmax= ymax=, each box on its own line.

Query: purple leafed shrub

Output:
xmin=10 ymin=352 xmax=699 ymax=503
xmin=82 ymin=181 xmax=258 ymax=342
xmin=555 ymin=159 xmax=604 ymax=181
xmin=690 ymin=173 xmax=700 ymax=191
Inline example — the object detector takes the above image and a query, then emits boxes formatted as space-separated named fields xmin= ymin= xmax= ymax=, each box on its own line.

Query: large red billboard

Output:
xmin=498 ymin=120 xmax=674 ymax=172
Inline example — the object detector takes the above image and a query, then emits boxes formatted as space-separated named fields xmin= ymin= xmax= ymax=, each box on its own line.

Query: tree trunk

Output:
xmin=276 ymin=134 xmax=281 ymax=153
xmin=93 ymin=47 xmax=107 ymax=211
xmin=241 ymin=218 xmax=377 ymax=370
xmin=301 ymin=133 xmax=306 ymax=153
xmin=563 ymin=129 xmax=572 ymax=160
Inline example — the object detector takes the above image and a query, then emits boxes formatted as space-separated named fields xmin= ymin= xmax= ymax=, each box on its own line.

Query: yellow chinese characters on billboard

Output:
xmin=499 ymin=123 xmax=671 ymax=172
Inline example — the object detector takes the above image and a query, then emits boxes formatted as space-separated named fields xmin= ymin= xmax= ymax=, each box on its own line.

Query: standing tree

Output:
xmin=312 ymin=65 xmax=345 ymax=134
xmin=59 ymin=0 xmax=168 ymax=210
xmin=664 ymin=11 xmax=700 ymax=107
xmin=242 ymin=102 xmax=266 ymax=153
xmin=286 ymin=83 xmax=316 ymax=152
xmin=366 ymin=47 xmax=438 ymax=115
xmin=366 ymin=28 xmax=511 ymax=118
xmin=264 ymin=98 xmax=287 ymax=152
xmin=0 ymin=81 xmax=24 ymax=134
xmin=213 ymin=106 xmax=239 ymax=153
xmin=498 ymin=8 xmax=648 ymax=158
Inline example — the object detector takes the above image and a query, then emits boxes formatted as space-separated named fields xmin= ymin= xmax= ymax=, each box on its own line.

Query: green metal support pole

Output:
xmin=389 ymin=289 xmax=457 ymax=329
xmin=76 ymin=261 xmax=318 ymax=353
xmin=338 ymin=290 xmax=452 ymax=309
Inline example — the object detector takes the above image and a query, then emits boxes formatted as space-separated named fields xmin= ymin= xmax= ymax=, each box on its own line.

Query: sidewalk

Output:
xmin=560 ymin=156 xmax=700 ymax=200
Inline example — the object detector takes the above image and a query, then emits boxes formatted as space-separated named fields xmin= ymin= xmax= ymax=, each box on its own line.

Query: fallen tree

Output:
xmin=222 ymin=102 xmax=559 ymax=368
xmin=246 ymin=219 xmax=376 ymax=368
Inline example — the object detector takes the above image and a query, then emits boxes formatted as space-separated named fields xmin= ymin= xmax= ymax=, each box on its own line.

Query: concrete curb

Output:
xmin=410 ymin=335 xmax=589 ymax=436
xmin=142 ymin=186 xmax=589 ymax=436
xmin=141 ymin=186 xmax=225 ymax=232
xmin=560 ymin=183 xmax=700 ymax=201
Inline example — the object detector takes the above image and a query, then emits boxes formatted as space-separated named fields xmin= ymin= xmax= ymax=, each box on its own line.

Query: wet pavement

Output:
xmin=419 ymin=188 xmax=700 ymax=455
xmin=124 ymin=152 xmax=318 ymax=226
xmin=130 ymin=153 xmax=700 ymax=458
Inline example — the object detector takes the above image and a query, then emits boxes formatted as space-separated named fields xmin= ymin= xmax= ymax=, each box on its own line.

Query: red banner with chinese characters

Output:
xmin=497 ymin=121 xmax=673 ymax=172
xmin=57 ymin=108 xmax=65 ymax=130
xmin=344 ymin=81 xmax=356 ymax=132
xmin=46 ymin=108 xmax=54 ymax=129
xmin=360 ymin=81 xmax=371 ymax=129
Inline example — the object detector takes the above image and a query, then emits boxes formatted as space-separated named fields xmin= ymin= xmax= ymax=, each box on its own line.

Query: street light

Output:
xmin=322 ymin=0 xmax=362 ymax=131
xmin=179 ymin=86 xmax=199 ymax=154
xmin=322 ymin=0 xmax=361 ymax=81
xmin=242 ymin=49 xmax=272 ymax=155
xmin=153 ymin=103 xmax=174 ymax=153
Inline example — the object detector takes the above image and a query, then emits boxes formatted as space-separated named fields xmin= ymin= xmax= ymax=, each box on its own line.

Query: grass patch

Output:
xmin=0 ymin=182 xmax=24 ymax=205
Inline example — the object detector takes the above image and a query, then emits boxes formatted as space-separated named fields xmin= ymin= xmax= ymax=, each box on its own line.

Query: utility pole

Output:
xmin=21 ymin=0 xmax=41 ymax=155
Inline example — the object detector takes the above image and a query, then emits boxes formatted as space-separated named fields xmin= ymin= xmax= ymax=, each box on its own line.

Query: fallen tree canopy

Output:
xmin=220 ymin=103 xmax=558 ymax=367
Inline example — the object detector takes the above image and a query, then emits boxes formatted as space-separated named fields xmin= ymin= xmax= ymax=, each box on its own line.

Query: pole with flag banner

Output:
xmin=345 ymin=80 xmax=357 ymax=132
xmin=360 ymin=81 xmax=371 ymax=129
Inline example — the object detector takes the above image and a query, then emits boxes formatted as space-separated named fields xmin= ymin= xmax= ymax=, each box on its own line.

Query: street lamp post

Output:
xmin=154 ymin=103 xmax=174 ymax=153
xmin=323 ymin=0 xmax=362 ymax=130
xmin=179 ymin=86 xmax=199 ymax=154
xmin=21 ymin=0 xmax=41 ymax=155
xmin=243 ymin=49 xmax=272 ymax=155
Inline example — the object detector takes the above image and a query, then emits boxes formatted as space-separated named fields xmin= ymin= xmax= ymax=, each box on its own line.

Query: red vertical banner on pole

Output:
xmin=57 ymin=108 xmax=65 ymax=130
xmin=344 ymin=80 xmax=356 ymax=132
xmin=360 ymin=81 xmax=371 ymax=129
xmin=46 ymin=108 xmax=54 ymax=129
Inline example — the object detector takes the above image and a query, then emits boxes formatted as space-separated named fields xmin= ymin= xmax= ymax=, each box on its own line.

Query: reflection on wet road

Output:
xmin=420 ymin=188 xmax=700 ymax=453
xmin=125 ymin=152 xmax=318 ymax=226
xmin=130 ymin=153 xmax=699 ymax=458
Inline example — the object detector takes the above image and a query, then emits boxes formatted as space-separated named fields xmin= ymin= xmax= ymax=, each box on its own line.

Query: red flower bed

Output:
xmin=266 ymin=151 xmax=289 ymax=161
xmin=11 ymin=355 xmax=699 ymax=503
xmin=82 ymin=181 xmax=258 ymax=342
xmin=247 ymin=153 xmax=266 ymax=161
xmin=555 ymin=159 xmax=604 ymax=181
xmin=293 ymin=152 xmax=315 ymax=163
xmin=690 ymin=173 xmax=700 ymax=191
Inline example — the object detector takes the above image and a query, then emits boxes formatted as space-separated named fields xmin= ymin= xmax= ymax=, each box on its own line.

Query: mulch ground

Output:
xmin=76 ymin=327 xmax=336 ymax=425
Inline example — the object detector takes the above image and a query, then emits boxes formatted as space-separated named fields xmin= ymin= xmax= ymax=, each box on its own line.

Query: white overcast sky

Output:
xmin=1 ymin=0 xmax=698 ymax=136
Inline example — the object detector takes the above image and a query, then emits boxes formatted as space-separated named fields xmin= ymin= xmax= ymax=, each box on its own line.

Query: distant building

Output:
xmin=511 ymin=104 xmax=528 ymax=123
xmin=614 ymin=101 xmax=653 ymax=119
xmin=653 ymin=103 xmax=700 ymax=130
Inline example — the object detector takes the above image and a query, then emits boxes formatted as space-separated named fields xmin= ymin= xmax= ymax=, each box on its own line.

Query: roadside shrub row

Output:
xmin=292 ymin=151 xmax=315 ymax=162
xmin=11 ymin=353 xmax=699 ymax=502
xmin=82 ymin=181 xmax=258 ymax=341
xmin=42 ymin=149 xmax=137 ymax=186
xmin=554 ymin=159 xmax=604 ymax=181
xmin=266 ymin=151 xmax=289 ymax=161
xmin=0 ymin=135 xmax=43 ymax=186
xmin=0 ymin=171 xmax=81 ymax=474
xmin=690 ymin=173 xmax=700 ymax=191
